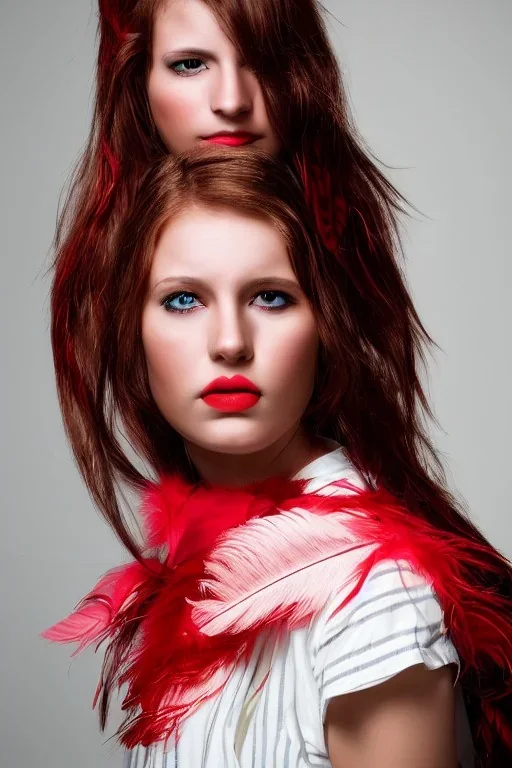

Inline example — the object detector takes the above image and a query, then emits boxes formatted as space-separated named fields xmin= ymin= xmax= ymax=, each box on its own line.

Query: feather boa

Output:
xmin=42 ymin=474 xmax=512 ymax=765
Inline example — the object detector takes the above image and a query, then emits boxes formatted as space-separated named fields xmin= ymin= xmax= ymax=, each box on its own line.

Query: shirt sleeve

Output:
xmin=308 ymin=558 xmax=460 ymax=722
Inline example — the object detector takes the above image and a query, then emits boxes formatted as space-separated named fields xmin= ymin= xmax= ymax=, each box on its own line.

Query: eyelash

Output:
xmin=161 ymin=290 xmax=295 ymax=314
xmin=167 ymin=58 xmax=207 ymax=77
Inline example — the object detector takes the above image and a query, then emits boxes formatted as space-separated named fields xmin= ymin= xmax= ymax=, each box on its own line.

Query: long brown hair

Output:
xmin=56 ymin=146 xmax=512 ymax=753
xmin=51 ymin=0 xmax=507 ymax=562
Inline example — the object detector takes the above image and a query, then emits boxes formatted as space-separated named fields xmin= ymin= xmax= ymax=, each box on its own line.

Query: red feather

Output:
xmin=41 ymin=560 xmax=158 ymax=654
xmin=42 ymin=475 xmax=512 ymax=762
xmin=114 ymin=477 xmax=354 ymax=747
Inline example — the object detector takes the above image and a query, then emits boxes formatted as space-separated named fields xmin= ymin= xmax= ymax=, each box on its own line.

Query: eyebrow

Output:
xmin=162 ymin=48 xmax=217 ymax=61
xmin=152 ymin=276 xmax=301 ymax=293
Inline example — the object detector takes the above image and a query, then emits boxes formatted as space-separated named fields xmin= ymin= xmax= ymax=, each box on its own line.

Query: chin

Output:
xmin=189 ymin=421 xmax=280 ymax=456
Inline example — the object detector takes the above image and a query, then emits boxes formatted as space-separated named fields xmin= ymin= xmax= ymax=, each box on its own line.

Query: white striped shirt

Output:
xmin=124 ymin=447 xmax=474 ymax=768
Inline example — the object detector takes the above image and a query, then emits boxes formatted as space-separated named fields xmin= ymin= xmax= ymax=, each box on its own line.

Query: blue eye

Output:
xmin=170 ymin=58 xmax=207 ymax=76
xmin=161 ymin=290 xmax=293 ymax=313
xmin=252 ymin=291 xmax=292 ymax=309
xmin=162 ymin=292 xmax=201 ymax=313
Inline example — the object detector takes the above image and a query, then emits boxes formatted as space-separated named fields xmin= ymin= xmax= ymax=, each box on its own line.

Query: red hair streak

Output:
xmin=295 ymin=151 xmax=348 ymax=255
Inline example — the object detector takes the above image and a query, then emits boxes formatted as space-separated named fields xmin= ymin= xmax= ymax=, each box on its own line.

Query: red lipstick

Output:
xmin=202 ymin=132 xmax=260 ymax=147
xmin=201 ymin=375 xmax=261 ymax=412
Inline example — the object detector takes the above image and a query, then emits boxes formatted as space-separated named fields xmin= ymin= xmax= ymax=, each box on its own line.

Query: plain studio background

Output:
xmin=1 ymin=1 xmax=510 ymax=766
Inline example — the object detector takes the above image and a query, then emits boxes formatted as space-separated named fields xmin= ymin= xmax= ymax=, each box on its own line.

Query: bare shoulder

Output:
xmin=324 ymin=663 xmax=458 ymax=768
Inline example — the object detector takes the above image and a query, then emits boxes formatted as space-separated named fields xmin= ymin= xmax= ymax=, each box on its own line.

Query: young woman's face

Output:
xmin=148 ymin=0 xmax=281 ymax=155
xmin=142 ymin=206 xmax=318 ymax=456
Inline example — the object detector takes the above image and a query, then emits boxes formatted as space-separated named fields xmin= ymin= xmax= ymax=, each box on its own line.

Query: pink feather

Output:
xmin=41 ymin=560 xmax=156 ymax=654
xmin=190 ymin=509 xmax=375 ymax=635
xmin=191 ymin=486 xmax=512 ymax=676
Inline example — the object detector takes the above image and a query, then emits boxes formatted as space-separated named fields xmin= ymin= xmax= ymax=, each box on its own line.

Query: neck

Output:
xmin=185 ymin=428 xmax=335 ymax=487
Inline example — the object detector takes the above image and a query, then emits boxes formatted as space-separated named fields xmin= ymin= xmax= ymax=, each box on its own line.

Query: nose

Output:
xmin=208 ymin=303 xmax=254 ymax=364
xmin=210 ymin=61 xmax=253 ymax=120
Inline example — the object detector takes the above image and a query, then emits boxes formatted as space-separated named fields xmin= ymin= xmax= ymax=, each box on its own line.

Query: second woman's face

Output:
xmin=148 ymin=0 xmax=281 ymax=155
xmin=141 ymin=206 xmax=318 ymax=457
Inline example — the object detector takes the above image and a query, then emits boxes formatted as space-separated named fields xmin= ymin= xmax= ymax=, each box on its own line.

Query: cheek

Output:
xmin=147 ymin=72 xmax=200 ymax=150
xmin=265 ymin=316 xmax=318 ymax=394
xmin=141 ymin=310 xmax=195 ymax=404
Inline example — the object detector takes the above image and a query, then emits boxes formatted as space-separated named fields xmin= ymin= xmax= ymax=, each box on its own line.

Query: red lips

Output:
xmin=201 ymin=375 xmax=259 ymax=396
xmin=200 ymin=375 xmax=261 ymax=413
xmin=202 ymin=132 xmax=261 ymax=147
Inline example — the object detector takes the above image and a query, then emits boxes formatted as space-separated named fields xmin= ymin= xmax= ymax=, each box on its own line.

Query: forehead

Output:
xmin=153 ymin=0 xmax=232 ymax=51
xmin=151 ymin=206 xmax=294 ymax=283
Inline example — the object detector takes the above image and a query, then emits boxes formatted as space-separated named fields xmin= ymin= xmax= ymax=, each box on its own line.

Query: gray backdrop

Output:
xmin=1 ymin=1 xmax=510 ymax=766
